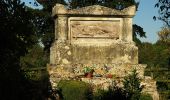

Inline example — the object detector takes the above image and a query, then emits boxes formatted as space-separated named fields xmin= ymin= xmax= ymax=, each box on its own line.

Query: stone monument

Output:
xmin=48 ymin=4 xmax=159 ymax=100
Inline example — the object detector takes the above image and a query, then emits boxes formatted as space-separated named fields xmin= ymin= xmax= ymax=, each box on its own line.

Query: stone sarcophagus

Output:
xmin=50 ymin=4 xmax=138 ymax=65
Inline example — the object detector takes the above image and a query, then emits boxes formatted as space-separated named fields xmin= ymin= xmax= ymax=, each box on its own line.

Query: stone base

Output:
xmin=47 ymin=63 xmax=159 ymax=100
xmin=50 ymin=41 xmax=138 ymax=65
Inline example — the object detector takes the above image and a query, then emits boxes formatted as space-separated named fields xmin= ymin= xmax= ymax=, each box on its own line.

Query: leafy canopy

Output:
xmin=0 ymin=0 xmax=39 ymax=99
xmin=155 ymin=0 xmax=170 ymax=27
xmin=0 ymin=0 xmax=36 ymax=75
xmin=67 ymin=0 xmax=137 ymax=10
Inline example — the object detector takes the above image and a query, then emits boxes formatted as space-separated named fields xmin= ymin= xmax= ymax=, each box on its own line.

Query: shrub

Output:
xmin=94 ymin=69 xmax=143 ymax=100
xmin=57 ymin=80 xmax=93 ymax=100
xmin=139 ymin=94 xmax=153 ymax=100
xmin=123 ymin=69 xmax=143 ymax=100
xmin=93 ymin=86 xmax=127 ymax=100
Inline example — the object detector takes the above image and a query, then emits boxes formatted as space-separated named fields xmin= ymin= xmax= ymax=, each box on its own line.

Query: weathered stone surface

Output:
xmin=141 ymin=76 xmax=159 ymax=100
xmin=52 ymin=4 xmax=135 ymax=42
xmin=50 ymin=41 xmax=138 ymax=65
xmin=50 ymin=41 xmax=71 ymax=65
xmin=50 ymin=4 xmax=137 ymax=65
xmin=71 ymin=42 xmax=138 ymax=64
xmin=70 ymin=19 xmax=120 ymax=38
xmin=47 ymin=65 xmax=76 ymax=89
xmin=48 ymin=63 xmax=146 ymax=87
xmin=52 ymin=4 xmax=136 ymax=16
xmin=52 ymin=4 xmax=67 ymax=16
xmin=81 ymin=78 xmax=113 ymax=90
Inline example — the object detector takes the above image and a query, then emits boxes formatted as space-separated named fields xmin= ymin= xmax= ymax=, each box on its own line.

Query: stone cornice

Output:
xmin=52 ymin=4 xmax=136 ymax=17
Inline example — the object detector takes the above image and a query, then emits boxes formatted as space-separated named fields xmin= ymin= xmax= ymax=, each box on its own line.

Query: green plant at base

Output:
xmin=139 ymin=94 xmax=153 ymax=100
xmin=123 ymin=69 xmax=143 ymax=100
xmin=83 ymin=67 xmax=93 ymax=73
xmin=93 ymin=69 xmax=145 ymax=100
xmin=93 ymin=86 xmax=127 ymax=100
xmin=57 ymin=80 xmax=93 ymax=100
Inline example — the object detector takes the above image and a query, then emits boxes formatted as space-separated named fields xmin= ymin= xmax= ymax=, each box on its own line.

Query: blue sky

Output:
xmin=22 ymin=0 xmax=163 ymax=43
xmin=133 ymin=0 xmax=163 ymax=43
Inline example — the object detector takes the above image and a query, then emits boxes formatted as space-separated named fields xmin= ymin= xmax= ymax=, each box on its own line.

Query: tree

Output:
xmin=20 ymin=44 xmax=48 ymax=68
xmin=0 ymin=0 xmax=37 ymax=99
xmin=68 ymin=0 xmax=137 ymax=10
xmin=123 ymin=69 xmax=143 ymax=100
xmin=36 ymin=0 xmax=66 ymax=12
xmin=133 ymin=24 xmax=146 ymax=44
xmin=138 ymin=42 xmax=155 ymax=67
xmin=155 ymin=0 xmax=170 ymax=27
xmin=157 ymin=26 xmax=170 ymax=42
xmin=32 ymin=0 xmax=66 ymax=52
xmin=0 ymin=0 xmax=36 ymax=78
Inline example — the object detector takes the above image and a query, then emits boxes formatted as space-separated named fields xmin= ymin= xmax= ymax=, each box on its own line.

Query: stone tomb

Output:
xmin=50 ymin=4 xmax=138 ymax=65
xmin=48 ymin=4 xmax=159 ymax=100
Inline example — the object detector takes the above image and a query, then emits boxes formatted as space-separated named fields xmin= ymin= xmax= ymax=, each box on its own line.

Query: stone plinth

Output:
xmin=50 ymin=41 xmax=138 ymax=65
xmin=48 ymin=63 xmax=146 ymax=88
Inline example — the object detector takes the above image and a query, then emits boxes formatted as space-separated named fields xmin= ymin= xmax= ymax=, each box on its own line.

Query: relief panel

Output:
xmin=69 ymin=18 xmax=122 ymax=40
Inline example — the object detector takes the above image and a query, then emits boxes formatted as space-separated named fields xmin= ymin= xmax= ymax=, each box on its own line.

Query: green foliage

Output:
xmin=68 ymin=0 xmax=137 ymax=10
xmin=0 ymin=0 xmax=39 ymax=99
xmin=29 ymin=0 xmax=67 ymax=52
xmin=0 ymin=0 xmax=36 ymax=73
xmin=139 ymin=94 xmax=153 ymax=100
xmin=20 ymin=44 xmax=48 ymax=68
xmin=22 ymin=67 xmax=48 ymax=81
xmin=157 ymin=26 xmax=170 ymax=42
xmin=94 ymin=70 xmax=143 ymax=100
xmin=21 ymin=68 xmax=49 ymax=100
xmin=57 ymin=80 xmax=93 ymax=100
xmin=27 ymin=7 xmax=55 ymax=52
xmin=94 ymin=88 xmax=152 ymax=100
xmin=159 ymin=91 xmax=170 ymax=100
xmin=36 ymin=0 xmax=66 ymax=12
xmin=93 ymin=86 xmax=127 ymax=100
xmin=83 ymin=66 xmax=94 ymax=73
xmin=0 ymin=0 xmax=52 ymax=99
xmin=55 ymin=70 xmax=148 ymax=100
xmin=138 ymin=41 xmax=170 ymax=100
xmin=155 ymin=0 xmax=170 ymax=26
xmin=123 ymin=69 xmax=143 ymax=100
xmin=157 ymin=81 xmax=169 ymax=91
xmin=133 ymin=24 xmax=146 ymax=44
xmin=138 ymin=41 xmax=170 ymax=68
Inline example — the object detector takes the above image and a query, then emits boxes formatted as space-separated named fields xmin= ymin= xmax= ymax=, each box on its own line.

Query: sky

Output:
xmin=133 ymin=0 xmax=163 ymax=43
xmin=22 ymin=0 xmax=163 ymax=43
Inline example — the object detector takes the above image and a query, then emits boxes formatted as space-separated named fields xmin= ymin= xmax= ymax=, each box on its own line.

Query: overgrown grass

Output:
xmin=139 ymin=94 xmax=153 ymax=100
